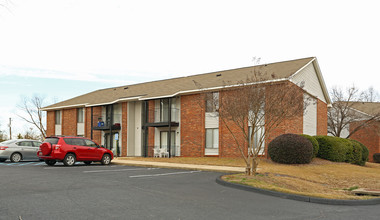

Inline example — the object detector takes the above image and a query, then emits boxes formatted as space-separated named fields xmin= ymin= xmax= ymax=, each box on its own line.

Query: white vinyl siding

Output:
xmin=127 ymin=101 xmax=142 ymax=156
xmin=77 ymin=108 xmax=85 ymax=136
xmin=291 ymin=62 xmax=327 ymax=103
xmin=205 ymin=112 xmax=219 ymax=128
xmin=303 ymin=94 xmax=317 ymax=135
xmin=55 ymin=110 xmax=62 ymax=135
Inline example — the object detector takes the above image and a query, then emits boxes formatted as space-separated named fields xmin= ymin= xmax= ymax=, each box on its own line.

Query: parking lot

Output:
xmin=1 ymin=161 xmax=379 ymax=220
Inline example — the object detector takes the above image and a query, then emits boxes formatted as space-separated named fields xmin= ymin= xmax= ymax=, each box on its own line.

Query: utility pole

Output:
xmin=8 ymin=118 xmax=12 ymax=140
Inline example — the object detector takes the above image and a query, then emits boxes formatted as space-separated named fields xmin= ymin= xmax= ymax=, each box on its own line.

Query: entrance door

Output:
xmin=104 ymin=133 xmax=120 ymax=156
xmin=160 ymin=131 xmax=175 ymax=156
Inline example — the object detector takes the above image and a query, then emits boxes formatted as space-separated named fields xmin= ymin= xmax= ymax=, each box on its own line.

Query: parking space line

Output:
xmin=32 ymin=162 xmax=45 ymax=165
xmin=17 ymin=162 xmax=37 ymax=166
xmin=44 ymin=165 xmax=121 ymax=169
xmin=129 ymin=170 xmax=201 ymax=178
xmin=83 ymin=168 xmax=159 ymax=173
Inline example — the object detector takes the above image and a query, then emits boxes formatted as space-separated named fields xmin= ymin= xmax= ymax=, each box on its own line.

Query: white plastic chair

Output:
xmin=160 ymin=147 xmax=169 ymax=158
xmin=153 ymin=147 xmax=160 ymax=157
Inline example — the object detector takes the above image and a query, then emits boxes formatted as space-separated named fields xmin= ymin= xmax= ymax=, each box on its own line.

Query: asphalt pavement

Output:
xmin=0 ymin=161 xmax=379 ymax=220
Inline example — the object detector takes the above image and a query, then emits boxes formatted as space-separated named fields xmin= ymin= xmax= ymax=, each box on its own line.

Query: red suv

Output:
xmin=38 ymin=136 xmax=113 ymax=166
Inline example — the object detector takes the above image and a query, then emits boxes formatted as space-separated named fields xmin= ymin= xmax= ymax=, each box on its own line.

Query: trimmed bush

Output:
xmin=374 ymin=153 xmax=380 ymax=163
xmin=314 ymin=136 xmax=350 ymax=162
xmin=340 ymin=138 xmax=354 ymax=163
xmin=300 ymin=134 xmax=319 ymax=158
xmin=268 ymin=133 xmax=313 ymax=164
xmin=348 ymin=140 xmax=363 ymax=165
xmin=350 ymin=139 xmax=369 ymax=165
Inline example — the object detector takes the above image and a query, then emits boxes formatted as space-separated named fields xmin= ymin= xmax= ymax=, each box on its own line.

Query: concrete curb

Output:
xmin=216 ymin=175 xmax=380 ymax=206
xmin=111 ymin=160 xmax=245 ymax=173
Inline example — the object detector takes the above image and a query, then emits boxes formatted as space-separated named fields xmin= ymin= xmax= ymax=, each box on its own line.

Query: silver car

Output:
xmin=0 ymin=139 xmax=42 ymax=162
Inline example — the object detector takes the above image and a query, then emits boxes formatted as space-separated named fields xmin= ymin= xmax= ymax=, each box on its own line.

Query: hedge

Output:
xmin=268 ymin=134 xmax=313 ymax=164
xmin=374 ymin=153 xmax=380 ymax=163
xmin=314 ymin=136 xmax=348 ymax=162
xmin=299 ymin=134 xmax=319 ymax=158
xmin=350 ymin=139 xmax=369 ymax=165
xmin=314 ymin=136 xmax=369 ymax=166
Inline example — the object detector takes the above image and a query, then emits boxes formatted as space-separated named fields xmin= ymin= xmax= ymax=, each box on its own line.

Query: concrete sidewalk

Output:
xmin=112 ymin=158 xmax=246 ymax=173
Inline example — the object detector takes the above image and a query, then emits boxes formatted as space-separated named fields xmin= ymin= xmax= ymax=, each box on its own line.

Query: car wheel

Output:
xmin=63 ymin=153 xmax=76 ymax=166
xmin=10 ymin=153 xmax=22 ymax=163
xmin=84 ymin=161 xmax=92 ymax=165
xmin=0 ymin=159 xmax=6 ymax=162
xmin=45 ymin=160 xmax=56 ymax=166
xmin=101 ymin=154 xmax=111 ymax=165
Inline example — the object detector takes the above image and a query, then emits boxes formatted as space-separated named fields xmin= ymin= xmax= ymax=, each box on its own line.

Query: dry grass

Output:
xmin=224 ymin=158 xmax=380 ymax=200
xmin=118 ymin=157 xmax=246 ymax=167
xmin=119 ymin=156 xmax=380 ymax=200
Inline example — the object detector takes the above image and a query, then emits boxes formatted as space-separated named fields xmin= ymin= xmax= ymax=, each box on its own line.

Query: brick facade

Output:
xmin=121 ymin=103 xmax=128 ymax=157
xmin=350 ymin=121 xmax=380 ymax=162
xmin=46 ymin=111 xmax=55 ymax=137
xmin=61 ymin=108 xmax=77 ymax=136
xmin=47 ymin=84 xmax=328 ymax=158
xmin=317 ymin=99 xmax=328 ymax=135
xmin=180 ymin=94 xmax=205 ymax=157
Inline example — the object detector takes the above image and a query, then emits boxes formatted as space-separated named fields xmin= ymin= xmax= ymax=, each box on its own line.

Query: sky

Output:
xmin=0 ymin=0 xmax=379 ymax=138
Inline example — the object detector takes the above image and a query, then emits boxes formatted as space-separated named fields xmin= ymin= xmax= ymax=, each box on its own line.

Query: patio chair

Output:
xmin=160 ymin=147 xmax=169 ymax=158
xmin=153 ymin=147 xmax=160 ymax=157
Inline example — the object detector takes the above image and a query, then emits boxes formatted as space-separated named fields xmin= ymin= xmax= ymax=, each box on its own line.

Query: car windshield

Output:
xmin=43 ymin=138 xmax=59 ymax=145
xmin=0 ymin=140 xmax=17 ymax=145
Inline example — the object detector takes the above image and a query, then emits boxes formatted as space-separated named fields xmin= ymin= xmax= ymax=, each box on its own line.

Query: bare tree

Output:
xmin=328 ymin=85 xmax=380 ymax=138
xmin=195 ymin=72 xmax=308 ymax=175
xmin=361 ymin=86 xmax=380 ymax=102
xmin=17 ymin=95 xmax=47 ymax=139
xmin=0 ymin=123 xmax=7 ymax=142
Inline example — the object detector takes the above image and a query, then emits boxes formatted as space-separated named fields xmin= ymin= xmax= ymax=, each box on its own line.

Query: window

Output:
xmin=77 ymin=108 xmax=84 ymax=123
xmin=64 ymin=138 xmax=85 ymax=146
xmin=55 ymin=110 xmax=61 ymax=125
xmin=84 ymin=139 xmax=97 ymax=147
xmin=32 ymin=141 xmax=42 ymax=147
xmin=206 ymin=128 xmax=219 ymax=149
xmin=248 ymin=126 xmax=264 ymax=154
xmin=160 ymin=99 xmax=169 ymax=122
xmin=206 ymin=92 xmax=219 ymax=112
xmin=43 ymin=138 xmax=59 ymax=145
xmin=17 ymin=141 xmax=33 ymax=147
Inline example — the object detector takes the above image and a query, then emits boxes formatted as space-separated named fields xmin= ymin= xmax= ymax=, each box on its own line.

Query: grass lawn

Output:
xmin=223 ymin=158 xmax=380 ymax=200
xmin=119 ymin=156 xmax=380 ymax=200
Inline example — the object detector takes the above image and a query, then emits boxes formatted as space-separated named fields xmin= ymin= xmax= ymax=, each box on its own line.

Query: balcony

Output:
xmin=144 ymin=108 xmax=179 ymax=127
xmin=92 ymin=114 xmax=122 ymax=131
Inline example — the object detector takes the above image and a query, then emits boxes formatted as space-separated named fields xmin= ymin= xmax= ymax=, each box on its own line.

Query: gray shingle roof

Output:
xmin=42 ymin=57 xmax=315 ymax=110
xmin=348 ymin=102 xmax=380 ymax=116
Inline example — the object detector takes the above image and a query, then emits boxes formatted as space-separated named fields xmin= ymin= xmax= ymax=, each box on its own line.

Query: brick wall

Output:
xmin=147 ymin=100 xmax=155 ymax=157
xmin=91 ymin=107 xmax=102 ymax=144
xmin=180 ymin=94 xmax=205 ymax=157
xmin=85 ymin=107 xmax=92 ymax=138
xmin=265 ymin=82 xmax=304 ymax=155
xmin=219 ymin=90 xmax=247 ymax=158
xmin=61 ymin=108 xmax=77 ymax=136
xmin=121 ymin=102 xmax=128 ymax=157
xmin=46 ymin=111 xmax=55 ymax=137
xmin=317 ymin=99 xmax=328 ymax=135
xmin=350 ymin=121 xmax=380 ymax=162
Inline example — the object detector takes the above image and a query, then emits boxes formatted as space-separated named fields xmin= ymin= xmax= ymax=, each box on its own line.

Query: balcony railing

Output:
xmin=146 ymin=108 xmax=179 ymax=126
xmin=92 ymin=114 xmax=122 ymax=130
